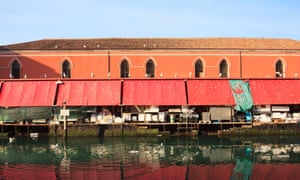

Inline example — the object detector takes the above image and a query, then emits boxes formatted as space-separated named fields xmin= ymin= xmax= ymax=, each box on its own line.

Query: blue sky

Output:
xmin=1 ymin=0 xmax=300 ymax=45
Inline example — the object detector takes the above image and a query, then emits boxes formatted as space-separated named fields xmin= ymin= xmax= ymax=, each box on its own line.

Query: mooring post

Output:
xmin=62 ymin=102 xmax=68 ymax=140
xmin=98 ymin=125 xmax=106 ymax=137
xmin=63 ymin=116 xmax=67 ymax=140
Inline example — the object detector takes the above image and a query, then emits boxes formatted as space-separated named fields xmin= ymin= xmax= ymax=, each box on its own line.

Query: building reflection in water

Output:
xmin=1 ymin=136 xmax=300 ymax=179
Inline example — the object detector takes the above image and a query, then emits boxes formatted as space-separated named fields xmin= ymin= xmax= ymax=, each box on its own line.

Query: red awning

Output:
xmin=56 ymin=80 xmax=121 ymax=106
xmin=0 ymin=81 xmax=57 ymax=107
xmin=250 ymin=79 xmax=300 ymax=105
xmin=187 ymin=79 xmax=235 ymax=105
xmin=122 ymin=79 xmax=187 ymax=105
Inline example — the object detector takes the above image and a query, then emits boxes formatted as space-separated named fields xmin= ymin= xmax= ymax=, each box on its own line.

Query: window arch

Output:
xmin=219 ymin=60 xmax=228 ymax=78
xmin=62 ymin=60 xmax=71 ymax=78
xmin=146 ymin=59 xmax=155 ymax=78
xmin=195 ymin=60 xmax=203 ymax=78
xmin=275 ymin=60 xmax=283 ymax=77
xmin=10 ymin=60 xmax=21 ymax=79
xmin=120 ymin=60 xmax=130 ymax=78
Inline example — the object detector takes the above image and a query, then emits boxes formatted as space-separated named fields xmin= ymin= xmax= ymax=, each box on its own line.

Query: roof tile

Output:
xmin=1 ymin=38 xmax=300 ymax=50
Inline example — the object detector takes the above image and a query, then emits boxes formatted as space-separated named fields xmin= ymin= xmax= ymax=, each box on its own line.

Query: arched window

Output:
xmin=219 ymin=60 xmax=228 ymax=78
xmin=275 ymin=60 xmax=283 ymax=77
xmin=195 ymin=60 xmax=203 ymax=78
xmin=120 ymin=60 xmax=129 ymax=78
xmin=62 ymin=60 xmax=71 ymax=78
xmin=146 ymin=59 xmax=155 ymax=78
xmin=10 ymin=60 xmax=20 ymax=79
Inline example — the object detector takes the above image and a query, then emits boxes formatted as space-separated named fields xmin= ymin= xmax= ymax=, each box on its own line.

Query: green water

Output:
xmin=1 ymin=136 xmax=300 ymax=179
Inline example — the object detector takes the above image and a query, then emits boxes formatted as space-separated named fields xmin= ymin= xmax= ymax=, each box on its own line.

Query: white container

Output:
xmin=145 ymin=114 xmax=152 ymax=122
xmin=114 ymin=117 xmax=124 ymax=124
xmin=138 ymin=113 xmax=145 ymax=121
xmin=170 ymin=114 xmax=175 ymax=123
xmin=122 ymin=113 xmax=131 ymax=121
xmin=152 ymin=114 xmax=158 ymax=121
xmin=97 ymin=114 xmax=103 ymax=121
xmin=255 ymin=105 xmax=271 ymax=113
xmin=132 ymin=115 xmax=138 ymax=121
xmin=90 ymin=114 xmax=97 ymax=122
xmin=100 ymin=115 xmax=112 ymax=124
xmin=159 ymin=112 xmax=165 ymax=122
xmin=272 ymin=106 xmax=289 ymax=112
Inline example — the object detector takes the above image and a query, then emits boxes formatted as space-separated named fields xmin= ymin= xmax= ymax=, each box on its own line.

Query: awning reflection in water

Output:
xmin=1 ymin=136 xmax=300 ymax=179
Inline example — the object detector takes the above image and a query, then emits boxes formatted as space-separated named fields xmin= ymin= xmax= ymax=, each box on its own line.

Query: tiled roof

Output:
xmin=1 ymin=38 xmax=300 ymax=51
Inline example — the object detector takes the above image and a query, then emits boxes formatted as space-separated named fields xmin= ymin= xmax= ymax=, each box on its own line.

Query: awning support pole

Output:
xmin=63 ymin=103 xmax=67 ymax=140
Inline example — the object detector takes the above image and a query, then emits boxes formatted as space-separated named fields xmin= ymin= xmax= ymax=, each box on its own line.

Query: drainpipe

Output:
xmin=54 ymin=80 xmax=68 ymax=139
xmin=184 ymin=79 xmax=189 ymax=134
xmin=108 ymin=51 xmax=111 ymax=78
xmin=240 ymin=51 xmax=243 ymax=78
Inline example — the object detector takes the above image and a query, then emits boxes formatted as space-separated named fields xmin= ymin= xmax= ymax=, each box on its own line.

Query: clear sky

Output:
xmin=1 ymin=0 xmax=300 ymax=45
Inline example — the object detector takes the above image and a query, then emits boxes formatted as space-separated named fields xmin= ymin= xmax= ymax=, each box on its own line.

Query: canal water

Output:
xmin=1 ymin=136 xmax=300 ymax=180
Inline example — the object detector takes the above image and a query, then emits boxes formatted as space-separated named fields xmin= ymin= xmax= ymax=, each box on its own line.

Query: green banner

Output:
xmin=229 ymin=80 xmax=253 ymax=112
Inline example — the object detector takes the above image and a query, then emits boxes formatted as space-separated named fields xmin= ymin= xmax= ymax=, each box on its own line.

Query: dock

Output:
xmin=1 ymin=120 xmax=299 ymax=137
xmin=0 ymin=121 xmax=251 ymax=137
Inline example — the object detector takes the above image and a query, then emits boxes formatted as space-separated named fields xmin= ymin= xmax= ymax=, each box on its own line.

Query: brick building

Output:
xmin=1 ymin=38 xmax=300 ymax=79
xmin=1 ymin=38 xmax=300 ymax=124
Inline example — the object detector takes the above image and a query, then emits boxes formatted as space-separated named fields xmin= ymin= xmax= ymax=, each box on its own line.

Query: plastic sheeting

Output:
xmin=229 ymin=80 xmax=253 ymax=111
xmin=0 ymin=107 xmax=52 ymax=122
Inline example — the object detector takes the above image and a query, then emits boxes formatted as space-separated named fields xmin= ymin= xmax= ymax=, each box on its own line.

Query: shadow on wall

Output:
xmin=0 ymin=47 xmax=60 ymax=79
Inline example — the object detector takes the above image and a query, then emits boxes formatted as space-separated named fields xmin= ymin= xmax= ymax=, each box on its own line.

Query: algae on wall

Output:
xmin=49 ymin=124 xmax=162 ymax=137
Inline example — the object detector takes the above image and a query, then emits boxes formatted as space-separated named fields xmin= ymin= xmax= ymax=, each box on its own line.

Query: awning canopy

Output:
xmin=0 ymin=81 xmax=57 ymax=107
xmin=56 ymin=80 xmax=121 ymax=106
xmin=250 ymin=79 xmax=300 ymax=105
xmin=2 ymin=79 xmax=300 ymax=107
xmin=122 ymin=79 xmax=187 ymax=105
xmin=187 ymin=79 xmax=235 ymax=106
